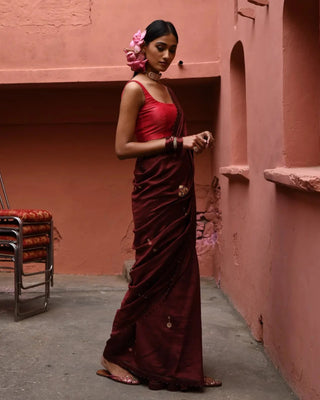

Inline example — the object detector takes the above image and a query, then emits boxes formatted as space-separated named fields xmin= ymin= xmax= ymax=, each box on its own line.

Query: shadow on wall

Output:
xmin=0 ymin=78 xmax=221 ymax=275
xmin=283 ymin=0 xmax=320 ymax=167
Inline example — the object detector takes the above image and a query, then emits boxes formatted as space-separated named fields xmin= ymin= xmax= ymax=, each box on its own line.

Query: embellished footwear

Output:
xmin=204 ymin=376 xmax=222 ymax=387
xmin=96 ymin=369 xmax=140 ymax=385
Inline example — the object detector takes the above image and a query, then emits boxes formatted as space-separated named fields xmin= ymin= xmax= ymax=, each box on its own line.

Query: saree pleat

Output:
xmin=103 ymin=85 xmax=204 ymax=389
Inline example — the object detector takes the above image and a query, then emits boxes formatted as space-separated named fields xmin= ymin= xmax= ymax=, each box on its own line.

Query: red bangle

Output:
xmin=165 ymin=136 xmax=175 ymax=153
xmin=176 ymin=137 xmax=183 ymax=152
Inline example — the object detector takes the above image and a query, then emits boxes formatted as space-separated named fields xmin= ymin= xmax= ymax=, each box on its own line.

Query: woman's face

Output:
xmin=144 ymin=33 xmax=178 ymax=73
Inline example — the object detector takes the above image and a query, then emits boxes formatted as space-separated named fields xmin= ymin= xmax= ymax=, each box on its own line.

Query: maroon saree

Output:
xmin=103 ymin=82 xmax=204 ymax=390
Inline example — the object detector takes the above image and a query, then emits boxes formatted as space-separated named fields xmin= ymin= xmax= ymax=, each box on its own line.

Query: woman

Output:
xmin=97 ymin=20 xmax=221 ymax=391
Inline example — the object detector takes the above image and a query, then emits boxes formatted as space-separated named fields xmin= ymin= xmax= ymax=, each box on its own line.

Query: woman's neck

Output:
xmin=144 ymin=69 xmax=162 ymax=82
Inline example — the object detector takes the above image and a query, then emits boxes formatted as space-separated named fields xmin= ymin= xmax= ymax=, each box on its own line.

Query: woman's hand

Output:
xmin=183 ymin=131 xmax=214 ymax=154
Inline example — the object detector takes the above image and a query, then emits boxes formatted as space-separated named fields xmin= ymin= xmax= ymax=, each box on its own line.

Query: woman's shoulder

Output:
xmin=120 ymin=80 xmax=146 ymax=110
xmin=124 ymin=79 xmax=144 ymax=92
xmin=122 ymin=80 xmax=145 ymax=98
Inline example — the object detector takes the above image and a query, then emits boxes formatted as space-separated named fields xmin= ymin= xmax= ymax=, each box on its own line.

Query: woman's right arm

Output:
xmin=115 ymin=82 xmax=209 ymax=159
xmin=115 ymin=82 xmax=167 ymax=159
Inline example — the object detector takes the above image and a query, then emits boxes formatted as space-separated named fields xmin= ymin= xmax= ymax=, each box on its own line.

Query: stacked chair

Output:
xmin=0 ymin=172 xmax=54 ymax=321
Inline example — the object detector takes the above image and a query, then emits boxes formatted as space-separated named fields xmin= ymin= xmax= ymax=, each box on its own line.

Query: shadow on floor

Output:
xmin=0 ymin=273 xmax=298 ymax=400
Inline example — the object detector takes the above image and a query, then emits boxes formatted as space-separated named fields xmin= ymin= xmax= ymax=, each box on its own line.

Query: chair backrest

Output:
xmin=0 ymin=172 xmax=10 ymax=210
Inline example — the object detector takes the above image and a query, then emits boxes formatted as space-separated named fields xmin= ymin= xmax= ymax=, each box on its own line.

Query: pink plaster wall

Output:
xmin=217 ymin=1 xmax=320 ymax=399
xmin=0 ymin=0 xmax=220 ymax=83
xmin=283 ymin=0 xmax=320 ymax=167
xmin=0 ymin=84 xmax=129 ymax=275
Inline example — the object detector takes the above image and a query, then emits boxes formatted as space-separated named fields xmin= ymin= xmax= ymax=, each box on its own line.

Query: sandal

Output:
xmin=96 ymin=368 xmax=140 ymax=385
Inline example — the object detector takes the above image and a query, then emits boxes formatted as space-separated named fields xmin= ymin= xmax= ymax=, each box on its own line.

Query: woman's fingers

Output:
xmin=183 ymin=133 xmax=214 ymax=153
xmin=196 ymin=134 xmax=208 ymax=150
xmin=193 ymin=137 xmax=205 ymax=153
xmin=200 ymin=131 xmax=215 ymax=148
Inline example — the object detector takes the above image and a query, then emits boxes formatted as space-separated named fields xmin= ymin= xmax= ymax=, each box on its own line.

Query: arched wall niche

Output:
xmin=230 ymin=40 xmax=248 ymax=165
xmin=283 ymin=0 xmax=320 ymax=167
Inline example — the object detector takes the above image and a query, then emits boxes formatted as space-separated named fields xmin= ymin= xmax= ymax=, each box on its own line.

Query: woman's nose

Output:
xmin=163 ymin=50 xmax=170 ymax=59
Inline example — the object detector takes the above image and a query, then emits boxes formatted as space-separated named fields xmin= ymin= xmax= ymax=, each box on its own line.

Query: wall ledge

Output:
xmin=220 ymin=165 xmax=250 ymax=181
xmin=264 ymin=167 xmax=320 ymax=192
xmin=0 ymin=61 xmax=220 ymax=85
xmin=238 ymin=8 xmax=256 ymax=20
xmin=247 ymin=0 xmax=269 ymax=6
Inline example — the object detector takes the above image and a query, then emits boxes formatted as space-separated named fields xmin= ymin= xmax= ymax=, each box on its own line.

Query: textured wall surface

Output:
xmin=0 ymin=0 xmax=220 ymax=81
xmin=0 ymin=0 xmax=92 ymax=26
xmin=217 ymin=1 xmax=320 ymax=399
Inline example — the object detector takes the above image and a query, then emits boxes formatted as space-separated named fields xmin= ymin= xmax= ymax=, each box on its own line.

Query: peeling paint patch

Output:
xmin=232 ymin=232 xmax=240 ymax=267
xmin=0 ymin=0 xmax=92 ymax=27
xmin=195 ymin=177 xmax=222 ymax=267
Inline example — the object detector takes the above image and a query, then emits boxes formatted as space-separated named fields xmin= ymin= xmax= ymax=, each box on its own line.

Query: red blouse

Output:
xmin=129 ymin=80 xmax=178 ymax=142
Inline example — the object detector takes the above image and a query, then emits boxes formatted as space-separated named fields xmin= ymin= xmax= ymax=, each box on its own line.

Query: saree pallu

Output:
xmin=103 ymin=94 xmax=204 ymax=390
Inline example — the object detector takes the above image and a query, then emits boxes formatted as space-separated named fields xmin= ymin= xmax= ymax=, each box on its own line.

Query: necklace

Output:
xmin=146 ymin=71 xmax=162 ymax=82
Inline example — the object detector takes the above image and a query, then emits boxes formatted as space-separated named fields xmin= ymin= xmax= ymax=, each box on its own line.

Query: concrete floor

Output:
xmin=0 ymin=273 xmax=298 ymax=400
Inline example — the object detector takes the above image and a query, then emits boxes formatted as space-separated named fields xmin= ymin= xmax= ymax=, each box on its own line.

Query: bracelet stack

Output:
xmin=165 ymin=136 xmax=183 ymax=153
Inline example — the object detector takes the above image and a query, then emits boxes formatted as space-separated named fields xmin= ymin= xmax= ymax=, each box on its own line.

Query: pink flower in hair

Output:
xmin=130 ymin=29 xmax=146 ymax=50
xmin=124 ymin=29 xmax=147 ymax=72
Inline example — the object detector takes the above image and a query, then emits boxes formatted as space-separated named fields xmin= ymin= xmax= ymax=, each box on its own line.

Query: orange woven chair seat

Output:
xmin=23 ymin=249 xmax=48 ymax=261
xmin=0 ymin=209 xmax=52 ymax=222
xmin=0 ymin=246 xmax=48 ymax=262
xmin=0 ymin=234 xmax=50 ymax=248
xmin=23 ymin=224 xmax=51 ymax=234
xmin=0 ymin=223 xmax=51 ymax=234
